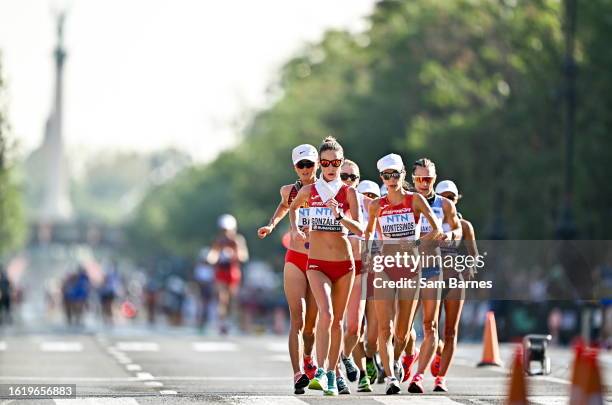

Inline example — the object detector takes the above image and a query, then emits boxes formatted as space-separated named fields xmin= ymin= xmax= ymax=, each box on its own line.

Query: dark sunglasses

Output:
xmin=320 ymin=159 xmax=343 ymax=168
xmin=380 ymin=171 xmax=402 ymax=180
xmin=295 ymin=160 xmax=315 ymax=169
xmin=363 ymin=192 xmax=379 ymax=199
xmin=340 ymin=173 xmax=360 ymax=182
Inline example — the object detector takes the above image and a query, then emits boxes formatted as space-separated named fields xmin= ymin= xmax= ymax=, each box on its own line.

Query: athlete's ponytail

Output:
xmin=319 ymin=136 xmax=344 ymax=156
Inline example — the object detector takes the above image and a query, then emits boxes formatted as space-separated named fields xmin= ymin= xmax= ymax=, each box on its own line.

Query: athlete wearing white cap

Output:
xmin=427 ymin=179 xmax=479 ymax=393
xmin=257 ymin=143 xmax=319 ymax=394
xmin=364 ymin=153 xmax=445 ymax=395
xmin=208 ymin=214 xmax=249 ymax=335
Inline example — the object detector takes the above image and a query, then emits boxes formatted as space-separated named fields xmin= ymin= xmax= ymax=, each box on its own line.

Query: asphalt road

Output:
xmin=0 ymin=326 xmax=610 ymax=405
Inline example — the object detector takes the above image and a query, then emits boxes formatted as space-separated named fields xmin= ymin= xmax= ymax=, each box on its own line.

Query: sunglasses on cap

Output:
xmin=320 ymin=159 xmax=343 ymax=168
xmin=340 ymin=173 xmax=359 ymax=182
xmin=413 ymin=175 xmax=435 ymax=184
xmin=295 ymin=160 xmax=315 ymax=169
xmin=380 ymin=171 xmax=402 ymax=180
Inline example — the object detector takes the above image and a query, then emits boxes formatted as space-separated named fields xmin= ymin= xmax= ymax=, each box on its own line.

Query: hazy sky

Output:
xmin=0 ymin=0 xmax=375 ymax=162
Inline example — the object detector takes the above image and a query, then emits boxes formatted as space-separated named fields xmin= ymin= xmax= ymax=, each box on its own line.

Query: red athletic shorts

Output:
xmin=307 ymin=258 xmax=354 ymax=283
xmin=354 ymin=260 xmax=363 ymax=275
xmin=285 ymin=249 xmax=309 ymax=273
xmin=215 ymin=265 xmax=241 ymax=287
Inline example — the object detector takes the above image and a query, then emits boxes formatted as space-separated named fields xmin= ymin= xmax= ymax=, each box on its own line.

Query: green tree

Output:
xmin=0 ymin=56 xmax=25 ymax=256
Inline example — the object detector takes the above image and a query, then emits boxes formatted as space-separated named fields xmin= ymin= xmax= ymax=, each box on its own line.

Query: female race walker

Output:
xmin=365 ymin=153 xmax=445 ymax=395
xmin=428 ymin=179 xmax=480 ymax=392
xmin=404 ymin=158 xmax=462 ymax=393
xmin=208 ymin=214 xmax=249 ymax=335
xmin=289 ymin=136 xmax=363 ymax=396
xmin=257 ymin=144 xmax=319 ymax=394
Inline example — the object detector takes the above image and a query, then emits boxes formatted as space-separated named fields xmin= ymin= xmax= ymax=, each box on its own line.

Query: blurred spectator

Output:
xmin=143 ymin=276 xmax=161 ymax=325
xmin=99 ymin=262 xmax=122 ymax=325
xmin=164 ymin=274 xmax=186 ymax=326
xmin=62 ymin=266 xmax=91 ymax=326
xmin=0 ymin=266 xmax=12 ymax=325
xmin=194 ymin=248 xmax=215 ymax=331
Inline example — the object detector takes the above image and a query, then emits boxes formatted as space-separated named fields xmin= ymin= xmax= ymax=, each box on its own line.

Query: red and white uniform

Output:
xmin=378 ymin=193 xmax=421 ymax=241
xmin=308 ymin=185 xmax=351 ymax=233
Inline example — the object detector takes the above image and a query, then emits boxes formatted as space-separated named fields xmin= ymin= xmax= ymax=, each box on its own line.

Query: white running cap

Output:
xmin=357 ymin=180 xmax=381 ymax=197
xmin=435 ymin=180 xmax=459 ymax=197
xmin=377 ymin=153 xmax=404 ymax=172
xmin=217 ymin=214 xmax=237 ymax=230
xmin=292 ymin=144 xmax=318 ymax=165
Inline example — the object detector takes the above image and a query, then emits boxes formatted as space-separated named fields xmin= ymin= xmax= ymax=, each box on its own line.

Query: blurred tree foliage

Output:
xmin=0 ymin=57 xmax=25 ymax=256
xmin=126 ymin=0 xmax=611 ymax=264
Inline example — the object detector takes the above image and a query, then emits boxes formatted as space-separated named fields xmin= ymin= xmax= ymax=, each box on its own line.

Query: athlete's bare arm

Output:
xmin=441 ymin=197 xmax=463 ymax=241
xmin=289 ymin=185 xmax=311 ymax=241
xmin=236 ymin=234 xmax=249 ymax=263
xmin=364 ymin=198 xmax=381 ymax=242
xmin=413 ymin=193 xmax=445 ymax=241
xmin=333 ymin=187 xmax=364 ymax=237
xmin=258 ymin=185 xmax=291 ymax=239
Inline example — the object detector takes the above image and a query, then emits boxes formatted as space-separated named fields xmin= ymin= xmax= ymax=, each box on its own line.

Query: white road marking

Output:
xmin=115 ymin=342 xmax=159 ymax=352
xmin=373 ymin=396 xmax=465 ymax=405
xmin=0 ymin=341 xmax=6 ymax=351
xmin=192 ymin=342 xmax=238 ymax=352
xmin=126 ymin=364 xmax=142 ymax=371
xmin=159 ymin=390 xmax=177 ymax=395
xmin=55 ymin=398 xmax=140 ymax=405
xmin=143 ymin=381 xmax=164 ymax=387
xmin=224 ymin=396 xmax=308 ymax=405
xmin=0 ymin=376 xmax=141 ymax=382
xmin=40 ymin=342 xmax=83 ymax=352
xmin=136 ymin=372 xmax=155 ymax=380
xmin=529 ymin=397 xmax=571 ymax=405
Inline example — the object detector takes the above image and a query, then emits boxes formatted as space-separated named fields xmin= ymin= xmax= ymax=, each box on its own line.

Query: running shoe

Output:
xmin=433 ymin=376 xmax=448 ymax=392
xmin=303 ymin=356 xmax=317 ymax=380
xmin=324 ymin=370 xmax=338 ymax=396
xmin=402 ymin=352 xmax=419 ymax=382
xmin=407 ymin=373 xmax=425 ymax=393
xmin=393 ymin=360 xmax=404 ymax=383
xmin=366 ymin=357 xmax=378 ymax=385
xmin=357 ymin=375 xmax=373 ymax=392
xmin=384 ymin=376 xmax=401 ymax=395
xmin=294 ymin=372 xmax=309 ymax=395
xmin=430 ymin=353 xmax=441 ymax=377
xmin=336 ymin=375 xmax=350 ymax=395
xmin=308 ymin=367 xmax=325 ymax=390
xmin=342 ymin=355 xmax=359 ymax=382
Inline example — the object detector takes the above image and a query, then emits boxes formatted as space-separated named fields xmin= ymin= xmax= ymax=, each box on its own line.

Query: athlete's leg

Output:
xmin=306 ymin=270 xmax=334 ymax=369
xmin=303 ymin=285 xmax=318 ymax=357
xmin=394 ymin=286 xmax=419 ymax=361
xmin=416 ymin=295 xmax=441 ymax=374
xmin=329 ymin=271 xmax=354 ymax=371
xmin=343 ymin=274 xmax=365 ymax=357
xmin=439 ymin=288 xmax=464 ymax=377
xmin=284 ymin=263 xmax=310 ymax=374
xmin=374 ymin=298 xmax=396 ymax=377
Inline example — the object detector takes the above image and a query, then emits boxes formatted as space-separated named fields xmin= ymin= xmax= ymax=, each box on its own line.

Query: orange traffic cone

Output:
xmin=582 ymin=350 xmax=604 ymax=405
xmin=569 ymin=342 xmax=587 ymax=404
xmin=478 ymin=311 xmax=503 ymax=367
xmin=506 ymin=346 xmax=528 ymax=405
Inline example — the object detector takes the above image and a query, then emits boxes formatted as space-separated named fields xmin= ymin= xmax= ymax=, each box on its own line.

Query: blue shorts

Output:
xmin=421 ymin=266 xmax=441 ymax=279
